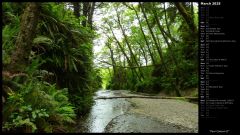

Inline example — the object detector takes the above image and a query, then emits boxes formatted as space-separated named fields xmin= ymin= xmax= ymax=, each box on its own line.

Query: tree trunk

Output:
xmin=114 ymin=7 xmax=144 ymax=80
xmin=108 ymin=23 xmax=142 ymax=81
xmin=73 ymin=2 xmax=80 ymax=17
xmin=191 ymin=2 xmax=194 ymax=21
xmin=164 ymin=3 xmax=171 ymax=36
xmin=106 ymin=37 xmax=117 ymax=76
xmin=132 ymin=5 xmax=156 ymax=65
xmin=152 ymin=4 xmax=182 ymax=96
xmin=88 ymin=2 xmax=95 ymax=29
xmin=82 ymin=2 xmax=90 ymax=27
xmin=163 ymin=3 xmax=178 ymax=45
xmin=136 ymin=41 xmax=148 ymax=66
xmin=139 ymin=2 xmax=169 ymax=75
xmin=7 ymin=3 xmax=40 ymax=73
xmin=175 ymin=2 xmax=197 ymax=36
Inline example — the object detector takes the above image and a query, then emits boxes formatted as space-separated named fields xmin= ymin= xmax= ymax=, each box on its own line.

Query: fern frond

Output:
xmin=33 ymin=36 xmax=53 ymax=45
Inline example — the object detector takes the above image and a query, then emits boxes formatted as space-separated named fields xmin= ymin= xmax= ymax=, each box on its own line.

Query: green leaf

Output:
xmin=71 ymin=59 xmax=78 ymax=72
xmin=33 ymin=36 xmax=53 ymax=45
xmin=32 ymin=112 xmax=37 ymax=119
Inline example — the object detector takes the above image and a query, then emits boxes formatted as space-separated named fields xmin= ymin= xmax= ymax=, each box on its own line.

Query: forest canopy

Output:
xmin=94 ymin=2 xmax=198 ymax=95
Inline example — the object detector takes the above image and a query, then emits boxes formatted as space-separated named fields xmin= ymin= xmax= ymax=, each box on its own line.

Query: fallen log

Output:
xmin=94 ymin=96 xmax=198 ymax=100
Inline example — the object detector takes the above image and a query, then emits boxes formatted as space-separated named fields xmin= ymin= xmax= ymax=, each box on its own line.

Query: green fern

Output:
xmin=3 ymin=73 xmax=76 ymax=133
xmin=33 ymin=36 xmax=53 ymax=45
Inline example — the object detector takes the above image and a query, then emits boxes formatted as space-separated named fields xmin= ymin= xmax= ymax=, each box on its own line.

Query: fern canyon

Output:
xmin=2 ymin=2 xmax=199 ymax=133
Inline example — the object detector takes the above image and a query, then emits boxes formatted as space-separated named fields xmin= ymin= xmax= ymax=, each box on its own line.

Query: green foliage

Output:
xmin=3 ymin=80 xmax=76 ymax=132
xmin=2 ymin=17 xmax=20 ymax=65
xmin=158 ymin=76 xmax=175 ymax=93
xmin=99 ymin=68 xmax=111 ymax=89
xmin=33 ymin=36 xmax=54 ymax=45
xmin=90 ymin=68 xmax=103 ymax=90
xmin=32 ymin=3 xmax=98 ymax=114
xmin=135 ymin=79 xmax=153 ymax=93
xmin=3 ymin=106 xmax=48 ymax=132
xmin=102 ymin=2 xmax=198 ymax=97
xmin=183 ymin=73 xmax=198 ymax=89
xmin=3 ymin=2 xmax=99 ymax=133
xmin=3 ymin=59 xmax=76 ymax=133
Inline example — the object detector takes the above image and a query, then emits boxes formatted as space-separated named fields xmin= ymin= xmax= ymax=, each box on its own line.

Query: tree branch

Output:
xmin=99 ymin=60 xmax=158 ymax=69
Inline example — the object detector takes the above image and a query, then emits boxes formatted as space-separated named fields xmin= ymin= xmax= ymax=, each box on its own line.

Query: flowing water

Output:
xmin=75 ymin=90 xmax=132 ymax=133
